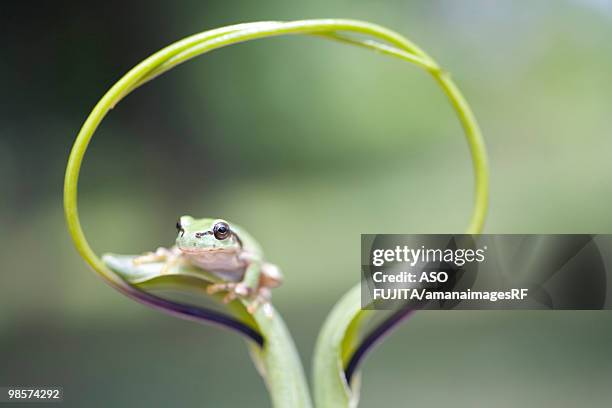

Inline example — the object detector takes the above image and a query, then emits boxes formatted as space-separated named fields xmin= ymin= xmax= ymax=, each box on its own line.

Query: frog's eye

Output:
xmin=176 ymin=220 xmax=184 ymax=236
xmin=213 ymin=221 xmax=231 ymax=240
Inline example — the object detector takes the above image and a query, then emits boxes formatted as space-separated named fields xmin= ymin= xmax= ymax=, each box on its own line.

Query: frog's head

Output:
xmin=175 ymin=216 xmax=242 ymax=254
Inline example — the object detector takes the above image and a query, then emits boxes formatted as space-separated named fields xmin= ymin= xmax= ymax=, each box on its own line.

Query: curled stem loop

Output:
xmin=64 ymin=19 xmax=488 ymax=408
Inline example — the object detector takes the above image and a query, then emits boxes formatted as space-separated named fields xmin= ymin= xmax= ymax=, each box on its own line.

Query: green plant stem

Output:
xmin=431 ymin=73 xmax=488 ymax=234
xmin=64 ymin=19 xmax=488 ymax=408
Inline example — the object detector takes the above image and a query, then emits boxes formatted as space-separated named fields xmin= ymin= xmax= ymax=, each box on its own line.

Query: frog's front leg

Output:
xmin=247 ymin=263 xmax=282 ymax=316
xmin=237 ymin=252 xmax=264 ymax=296
xmin=206 ymin=253 xmax=277 ymax=315
xmin=206 ymin=254 xmax=261 ymax=298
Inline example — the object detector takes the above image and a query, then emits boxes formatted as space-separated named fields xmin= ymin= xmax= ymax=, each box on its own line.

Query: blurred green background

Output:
xmin=2 ymin=0 xmax=612 ymax=406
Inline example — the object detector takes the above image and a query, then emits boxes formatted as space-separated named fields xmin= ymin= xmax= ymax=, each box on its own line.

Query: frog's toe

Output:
xmin=262 ymin=302 xmax=274 ymax=318
xmin=246 ymin=299 xmax=260 ymax=314
xmin=246 ymin=298 xmax=274 ymax=317
xmin=222 ymin=291 xmax=238 ymax=304
xmin=246 ymin=287 xmax=273 ymax=316
xmin=234 ymin=283 xmax=251 ymax=297
xmin=207 ymin=282 xmax=236 ymax=295
xmin=132 ymin=253 xmax=153 ymax=265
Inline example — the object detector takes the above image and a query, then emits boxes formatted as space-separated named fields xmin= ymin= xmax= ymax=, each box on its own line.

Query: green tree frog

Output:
xmin=133 ymin=216 xmax=283 ymax=316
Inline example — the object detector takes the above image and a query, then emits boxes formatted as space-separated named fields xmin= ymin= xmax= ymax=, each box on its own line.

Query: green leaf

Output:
xmin=313 ymin=284 xmax=367 ymax=408
xmin=313 ymin=284 xmax=418 ymax=408
xmin=103 ymin=253 xmax=312 ymax=408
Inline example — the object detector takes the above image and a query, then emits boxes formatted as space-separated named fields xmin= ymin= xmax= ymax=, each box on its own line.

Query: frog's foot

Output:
xmin=247 ymin=287 xmax=273 ymax=317
xmin=133 ymin=247 xmax=184 ymax=275
xmin=133 ymin=247 xmax=177 ymax=266
xmin=207 ymin=282 xmax=237 ymax=295
xmin=208 ymin=283 xmax=273 ymax=317
xmin=159 ymin=257 xmax=183 ymax=275
xmin=222 ymin=290 xmax=238 ymax=304
xmin=208 ymin=283 xmax=244 ymax=304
